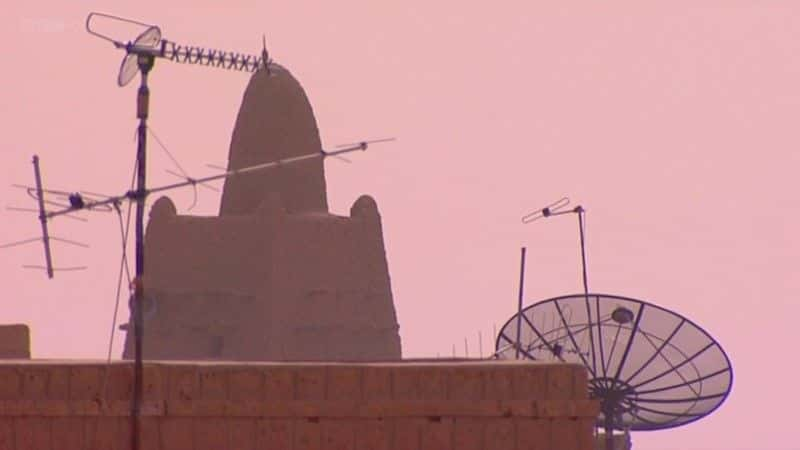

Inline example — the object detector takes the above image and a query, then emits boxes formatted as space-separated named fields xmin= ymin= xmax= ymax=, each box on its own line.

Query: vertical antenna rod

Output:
xmin=576 ymin=206 xmax=603 ymax=378
xmin=515 ymin=247 xmax=527 ymax=359
xmin=32 ymin=155 xmax=54 ymax=279
xmin=576 ymin=207 xmax=590 ymax=311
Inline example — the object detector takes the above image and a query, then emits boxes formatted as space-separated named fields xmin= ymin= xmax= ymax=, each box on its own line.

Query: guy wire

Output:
xmin=92 ymin=160 xmax=136 ymax=449
xmin=147 ymin=125 xmax=199 ymax=210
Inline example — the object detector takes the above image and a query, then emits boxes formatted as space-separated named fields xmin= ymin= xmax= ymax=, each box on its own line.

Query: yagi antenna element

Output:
xmin=2 ymin=156 xmax=90 ymax=277
xmin=86 ymin=12 xmax=270 ymax=87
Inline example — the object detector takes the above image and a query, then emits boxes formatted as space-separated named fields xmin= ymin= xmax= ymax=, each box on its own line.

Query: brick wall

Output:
xmin=0 ymin=360 xmax=598 ymax=450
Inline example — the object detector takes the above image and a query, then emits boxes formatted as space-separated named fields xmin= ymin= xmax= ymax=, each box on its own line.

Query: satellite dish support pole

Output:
xmin=130 ymin=52 xmax=154 ymax=450
xmin=604 ymin=406 xmax=614 ymax=450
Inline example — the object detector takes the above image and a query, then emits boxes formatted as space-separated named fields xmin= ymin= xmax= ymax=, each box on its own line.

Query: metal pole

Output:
xmin=605 ymin=408 xmax=614 ymax=450
xmin=31 ymin=156 xmax=54 ymax=279
xmin=131 ymin=53 xmax=154 ymax=450
xmin=515 ymin=247 xmax=527 ymax=359
xmin=576 ymin=206 xmax=605 ymax=378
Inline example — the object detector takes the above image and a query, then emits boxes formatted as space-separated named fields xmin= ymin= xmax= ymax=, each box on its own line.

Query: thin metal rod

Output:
xmin=552 ymin=299 xmax=596 ymax=377
xmin=605 ymin=410 xmax=614 ymax=450
xmin=635 ymin=392 xmax=728 ymax=404
xmin=32 ymin=156 xmax=54 ymax=279
xmin=623 ymin=319 xmax=685 ymax=384
xmin=630 ymin=341 xmax=716 ymax=390
xmin=0 ymin=237 xmax=40 ymax=249
xmin=635 ymin=366 xmax=730 ymax=396
xmin=637 ymin=328 xmax=701 ymax=397
xmin=515 ymin=247 xmax=527 ymax=359
xmin=519 ymin=312 xmax=567 ymax=363
xmin=612 ymin=304 xmax=646 ymax=381
xmin=44 ymin=144 xmax=370 ymax=219
xmin=497 ymin=332 xmax=539 ymax=360
xmin=576 ymin=208 xmax=601 ymax=377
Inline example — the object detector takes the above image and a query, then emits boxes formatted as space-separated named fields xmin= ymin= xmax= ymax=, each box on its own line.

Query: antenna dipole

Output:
xmin=42 ymin=142 xmax=376 ymax=219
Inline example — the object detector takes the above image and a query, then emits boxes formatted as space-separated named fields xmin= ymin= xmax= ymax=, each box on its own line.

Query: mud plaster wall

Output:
xmin=122 ymin=65 xmax=400 ymax=361
xmin=0 ymin=325 xmax=29 ymax=359
xmin=0 ymin=360 xmax=599 ymax=450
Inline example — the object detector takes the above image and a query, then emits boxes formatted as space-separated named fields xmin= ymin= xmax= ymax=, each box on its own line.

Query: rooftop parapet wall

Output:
xmin=0 ymin=360 xmax=598 ymax=450
xmin=0 ymin=325 xmax=29 ymax=359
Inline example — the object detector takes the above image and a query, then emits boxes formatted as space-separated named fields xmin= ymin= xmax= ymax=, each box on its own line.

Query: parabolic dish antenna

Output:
xmin=495 ymin=293 xmax=732 ymax=433
xmin=117 ymin=26 xmax=161 ymax=86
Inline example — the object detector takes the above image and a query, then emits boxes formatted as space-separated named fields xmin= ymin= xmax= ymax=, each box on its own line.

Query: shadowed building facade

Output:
xmin=121 ymin=64 xmax=401 ymax=361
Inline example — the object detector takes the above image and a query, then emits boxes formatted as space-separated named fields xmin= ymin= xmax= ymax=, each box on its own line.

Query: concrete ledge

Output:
xmin=0 ymin=398 xmax=599 ymax=419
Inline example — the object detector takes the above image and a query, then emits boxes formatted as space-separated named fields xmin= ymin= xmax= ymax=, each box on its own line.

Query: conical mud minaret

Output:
xmin=122 ymin=65 xmax=401 ymax=361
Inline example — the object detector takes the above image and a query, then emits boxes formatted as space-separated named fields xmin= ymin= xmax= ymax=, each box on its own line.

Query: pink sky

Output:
xmin=2 ymin=2 xmax=798 ymax=449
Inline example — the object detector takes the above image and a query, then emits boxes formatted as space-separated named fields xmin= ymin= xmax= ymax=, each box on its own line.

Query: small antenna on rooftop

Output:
xmin=521 ymin=196 xmax=571 ymax=223
xmin=499 ymin=201 xmax=732 ymax=450
xmin=261 ymin=34 xmax=271 ymax=74
xmin=2 ymin=156 xmax=89 ymax=277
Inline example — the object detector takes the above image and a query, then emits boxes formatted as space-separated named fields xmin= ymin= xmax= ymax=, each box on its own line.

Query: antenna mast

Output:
xmin=84 ymin=13 xmax=273 ymax=450
xmin=129 ymin=50 xmax=153 ymax=450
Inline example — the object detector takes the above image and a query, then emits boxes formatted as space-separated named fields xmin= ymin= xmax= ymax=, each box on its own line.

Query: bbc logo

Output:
xmin=19 ymin=17 xmax=68 ymax=34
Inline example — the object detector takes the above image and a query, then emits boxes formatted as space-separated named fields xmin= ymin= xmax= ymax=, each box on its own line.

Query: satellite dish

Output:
xmin=495 ymin=293 xmax=732 ymax=446
xmin=117 ymin=26 xmax=161 ymax=86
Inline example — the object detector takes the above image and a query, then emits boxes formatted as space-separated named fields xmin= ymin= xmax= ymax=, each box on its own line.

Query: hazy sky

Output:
xmin=3 ymin=2 xmax=798 ymax=449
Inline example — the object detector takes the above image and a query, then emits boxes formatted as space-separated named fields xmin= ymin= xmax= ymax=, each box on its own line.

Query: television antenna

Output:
xmin=3 ymin=12 xmax=394 ymax=450
xmin=493 ymin=199 xmax=733 ymax=450
xmin=1 ymin=156 xmax=90 ymax=277
xmin=511 ymin=197 xmax=589 ymax=361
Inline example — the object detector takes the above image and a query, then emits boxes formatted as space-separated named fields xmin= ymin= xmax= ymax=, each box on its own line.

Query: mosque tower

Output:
xmin=122 ymin=65 xmax=401 ymax=361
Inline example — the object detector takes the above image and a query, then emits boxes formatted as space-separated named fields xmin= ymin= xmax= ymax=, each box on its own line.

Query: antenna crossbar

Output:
xmin=44 ymin=142 xmax=374 ymax=219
